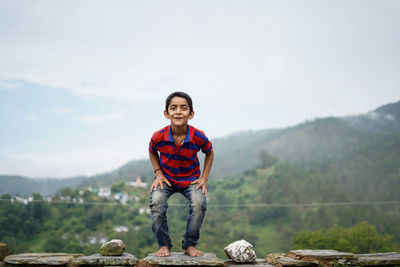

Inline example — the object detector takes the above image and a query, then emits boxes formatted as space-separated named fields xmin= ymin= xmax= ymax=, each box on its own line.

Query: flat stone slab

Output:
xmin=143 ymin=252 xmax=224 ymax=266
xmin=342 ymin=252 xmax=400 ymax=266
xmin=4 ymin=253 xmax=83 ymax=265
xmin=72 ymin=253 xmax=137 ymax=265
xmin=225 ymin=258 xmax=275 ymax=266
xmin=288 ymin=249 xmax=355 ymax=260
xmin=266 ymin=253 xmax=318 ymax=266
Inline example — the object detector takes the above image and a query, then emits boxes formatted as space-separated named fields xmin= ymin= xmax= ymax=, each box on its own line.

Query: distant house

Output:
xmin=98 ymin=186 xmax=111 ymax=198
xmin=15 ymin=196 xmax=30 ymax=204
xmin=114 ymin=193 xmax=129 ymax=204
xmin=139 ymin=206 xmax=151 ymax=215
xmin=126 ymin=176 xmax=147 ymax=188
xmin=88 ymin=187 xmax=99 ymax=193
xmin=114 ymin=225 xmax=129 ymax=233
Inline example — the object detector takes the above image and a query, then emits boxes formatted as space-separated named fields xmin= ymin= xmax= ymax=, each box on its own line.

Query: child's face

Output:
xmin=164 ymin=96 xmax=194 ymax=128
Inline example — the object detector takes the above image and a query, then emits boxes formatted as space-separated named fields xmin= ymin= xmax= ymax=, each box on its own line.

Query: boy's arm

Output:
xmin=149 ymin=151 xmax=171 ymax=191
xmin=191 ymin=150 xmax=214 ymax=198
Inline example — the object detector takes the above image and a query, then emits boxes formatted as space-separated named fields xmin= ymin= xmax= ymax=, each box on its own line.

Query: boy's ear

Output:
xmin=189 ymin=111 xmax=194 ymax=120
xmin=164 ymin=110 xmax=170 ymax=119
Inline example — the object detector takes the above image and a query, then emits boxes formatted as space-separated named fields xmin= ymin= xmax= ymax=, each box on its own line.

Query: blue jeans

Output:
xmin=150 ymin=183 xmax=207 ymax=250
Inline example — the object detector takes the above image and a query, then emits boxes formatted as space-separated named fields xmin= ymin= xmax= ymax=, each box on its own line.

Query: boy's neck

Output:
xmin=170 ymin=124 xmax=188 ymax=136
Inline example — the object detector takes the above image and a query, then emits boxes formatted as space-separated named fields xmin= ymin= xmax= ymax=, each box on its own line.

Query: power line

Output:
xmin=1 ymin=198 xmax=400 ymax=208
xmin=205 ymin=200 xmax=400 ymax=208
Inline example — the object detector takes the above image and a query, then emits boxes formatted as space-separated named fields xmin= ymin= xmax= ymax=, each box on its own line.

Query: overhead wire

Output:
xmin=1 ymin=198 xmax=400 ymax=208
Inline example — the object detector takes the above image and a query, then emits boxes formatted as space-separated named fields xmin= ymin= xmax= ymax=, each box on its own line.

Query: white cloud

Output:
xmin=50 ymin=107 xmax=76 ymax=115
xmin=3 ymin=148 xmax=134 ymax=178
xmin=366 ymin=112 xmax=379 ymax=120
xmin=27 ymin=113 xmax=40 ymax=122
xmin=0 ymin=80 xmax=21 ymax=90
xmin=77 ymin=111 xmax=125 ymax=123
xmin=385 ymin=114 xmax=395 ymax=121
xmin=0 ymin=1 xmax=398 ymax=109
xmin=1 ymin=1 xmax=400 ymax=177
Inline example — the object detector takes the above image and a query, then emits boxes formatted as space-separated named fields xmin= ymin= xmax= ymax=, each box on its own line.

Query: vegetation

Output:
xmin=1 ymin=156 xmax=399 ymax=258
xmin=1 ymin=100 xmax=400 ymax=258
xmin=293 ymin=221 xmax=399 ymax=253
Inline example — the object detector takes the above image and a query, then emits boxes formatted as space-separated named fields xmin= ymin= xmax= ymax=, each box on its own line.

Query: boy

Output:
xmin=148 ymin=92 xmax=214 ymax=257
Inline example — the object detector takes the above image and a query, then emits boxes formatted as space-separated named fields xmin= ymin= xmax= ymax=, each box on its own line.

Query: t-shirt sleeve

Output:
xmin=149 ymin=137 xmax=158 ymax=153
xmin=200 ymin=134 xmax=213 ymax=155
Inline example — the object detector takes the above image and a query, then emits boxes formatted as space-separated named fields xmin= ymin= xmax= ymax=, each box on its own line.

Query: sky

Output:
xmin=1 ymin=0 xmax=399 ymax=178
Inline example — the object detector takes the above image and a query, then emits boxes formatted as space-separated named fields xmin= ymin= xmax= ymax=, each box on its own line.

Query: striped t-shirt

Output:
xmin=149 ymin=125 xmax=213 ymax=188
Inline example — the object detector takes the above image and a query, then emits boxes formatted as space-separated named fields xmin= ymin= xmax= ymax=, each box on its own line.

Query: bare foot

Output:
xmin=184 ymin=246 xmax=204 ymax=257
xmin=154 ymin=246 xmax=170 ymax=257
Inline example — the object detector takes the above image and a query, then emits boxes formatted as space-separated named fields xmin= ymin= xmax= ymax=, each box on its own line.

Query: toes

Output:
xmin=185 ymin=247 xmax=204 ymax=257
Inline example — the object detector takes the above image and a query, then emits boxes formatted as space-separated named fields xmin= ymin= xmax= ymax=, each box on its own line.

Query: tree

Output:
xmin=259 ymin=150 xmax=279 ymax=169
xmin=111 ymin=180 xmax=126 ymax=194
xmin=293 ymin=221 xmax=399 ymax=253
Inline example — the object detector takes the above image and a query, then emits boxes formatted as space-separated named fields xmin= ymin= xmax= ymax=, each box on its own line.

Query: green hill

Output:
xmin=2 ymin=100 xmax=400 ymax=257
xmin=2 ymin=100 xmax=400 ymax=197
xmin=0 ymin=175 xmax=86 ymax=196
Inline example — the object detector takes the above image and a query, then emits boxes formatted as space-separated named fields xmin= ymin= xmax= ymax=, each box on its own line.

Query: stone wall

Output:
xmin=1 ymin=243 xmax=400 ymax=267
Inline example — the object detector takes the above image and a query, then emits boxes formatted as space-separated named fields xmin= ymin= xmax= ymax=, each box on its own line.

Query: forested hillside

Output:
xmin=0 ymin=175 xmax=85 ymax=196
xmin=1 ymin=100 xmax=399 ymax=258
xmin=2 ymin=100 xmax=400 ymax=196
xmin=1 ymin=158 xmax=399 ymax=258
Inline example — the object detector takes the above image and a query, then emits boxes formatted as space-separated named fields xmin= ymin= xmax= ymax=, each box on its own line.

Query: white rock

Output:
xmin=99 ymin=239 xmax=125 ymax=256
xmin=224 ymin=240 xmax=256 ymax=263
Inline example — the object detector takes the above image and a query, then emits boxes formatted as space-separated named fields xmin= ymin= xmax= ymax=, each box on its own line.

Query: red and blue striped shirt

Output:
xmin=149 ymin=125 xmax=213 ymax=188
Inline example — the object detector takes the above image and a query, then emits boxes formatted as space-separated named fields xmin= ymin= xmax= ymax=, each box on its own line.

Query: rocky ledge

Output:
xmin=267 ymin=249 xmax=400 ymax=266
xmin=2 ymin=249 xmax=400 ymax=267
xmin=141 ymin=252 xmax=224 ymax=266
xmin=342 ymin=252 xmax=400 ymax=266
xmin=4 ymin=253 xmax=83 ymax=266
xmin=72 ymin=253 xmax=137 ymax=266
xmin=224 ymin=258 xmax=275 ymax=267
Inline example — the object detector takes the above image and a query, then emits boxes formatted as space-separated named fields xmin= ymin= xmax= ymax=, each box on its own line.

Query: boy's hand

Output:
xmin=191 ymin=176 xmax=208 ymax=198
xmin=150 ymin=173 xmax=171 ymax=191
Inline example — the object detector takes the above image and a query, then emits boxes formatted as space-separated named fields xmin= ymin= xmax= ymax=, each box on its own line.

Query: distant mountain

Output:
xmin=78 ymin=159 xmax=153 ymax=188
xmin=0 ymin=175 xmax=86 ymax=196
xmin=1 ymin=99 xmax=399 ymax=196
xmin=214 ymin=100 xmax=400 ymax=176
xmin=344 ymin=100 xmax=400 ymax=134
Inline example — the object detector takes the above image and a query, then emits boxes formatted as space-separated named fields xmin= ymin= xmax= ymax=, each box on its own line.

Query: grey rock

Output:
xmin=100 ymin=239 xmax=125 ymax=256
xmin=143 ymin=252 xmax=224 ymax=266
xmin=72 ymin=253 xmax=137 ymax=265
xmin=225 ymin=258 xmax=275 ymax=266
xmin=266 ymin=253 xmax=318 ymax=266
xmin=341 ymin=252 xmax=400 ymax=266
xmin=224 ymin=240 xmax=256 ymax=263
xmin=288 ymin=249 xmax=355 ymax=260
xmin=0 ymin=243 xmax=10 ymax=261
xmin=4 ymin=253 xmax=83 ymax=265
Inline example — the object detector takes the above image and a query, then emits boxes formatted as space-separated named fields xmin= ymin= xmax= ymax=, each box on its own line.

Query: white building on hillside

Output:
xmin=126 ymin=176 xmax=147 ymax=188
xmin=98 ymin=186 xmax=111 ymax=198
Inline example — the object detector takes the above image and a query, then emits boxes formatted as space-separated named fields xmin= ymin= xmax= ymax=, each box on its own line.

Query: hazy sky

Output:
xmin=1 ymin=0 xmax=399 ymax=178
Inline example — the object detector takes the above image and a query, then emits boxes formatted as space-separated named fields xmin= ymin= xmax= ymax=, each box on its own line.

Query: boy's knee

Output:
xmin=190 ymin=191 xmax=206 ymax=212
xmin=150 ymin=190 xmax=168 ymax=212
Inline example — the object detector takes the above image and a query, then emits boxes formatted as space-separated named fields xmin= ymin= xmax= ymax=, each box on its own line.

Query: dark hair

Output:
xmin=165 ymin=91 xmax=193 ymax=113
